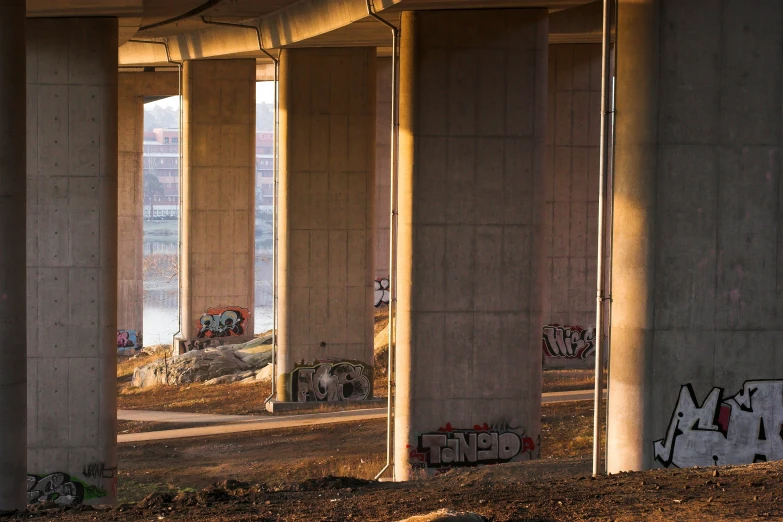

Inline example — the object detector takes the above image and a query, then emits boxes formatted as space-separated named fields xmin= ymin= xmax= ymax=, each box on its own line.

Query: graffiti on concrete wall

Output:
xmin=542 ymin=324 xmax=595 ymax=359
xmin=408 ymin=422 xmax=537 ymax=470
xmin=117 ymin=330 xmax=139 ymax=350
xmin=291 ymin=360 xmax=372 ymax=402
xmin=655 ymin=381 xmax=783 ymax=468
xmin=179 ymin=338 xmax=227 ymax=353
xmin=374 ymin=278 xmax=390 ymax=307
xmin=27 ymin=472 xmax=106 ymax=506
xmin=197 ymin=307 xmax=250 ymax=338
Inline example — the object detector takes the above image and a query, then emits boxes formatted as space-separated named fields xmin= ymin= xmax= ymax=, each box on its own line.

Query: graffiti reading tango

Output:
xmin=374 ymin=278 xmax=390 ymax=307
xmin=27 ymin=472 xmax=107 ymax=506
xmin=542 ymin=324 xmax=595 ymax=359
xmin=408 ymin=422 xmax=537 ymax=469
xmin=291 ymin=361 xmax=371 ymax=402
xmin=655 ymin=381 xmax=783 ymax=468
xmin=197 ymin=307 xmax=251 ymax=338
xmin=116 ymin=330 xmax=139 ymax=350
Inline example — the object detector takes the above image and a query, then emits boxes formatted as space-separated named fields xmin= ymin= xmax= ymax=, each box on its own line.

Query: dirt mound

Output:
xmin=295 ymin=475 xmax=374 ymax=491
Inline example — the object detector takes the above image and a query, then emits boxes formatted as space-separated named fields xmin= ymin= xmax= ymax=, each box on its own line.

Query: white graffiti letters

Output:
xmin=655 ymin=381 xmax=783 ymax=468
xmin=414 ymin=424 xmax=536 ymax=468
xmin=374 ymin=278 xmax=390 ymax=307
xmin=542 ymin=325 xmax=595 ymax=359
xmin=27 ymin=473 xmax=84 ymax=506
xmin=292 ymin=362 xmax=371 ymax=402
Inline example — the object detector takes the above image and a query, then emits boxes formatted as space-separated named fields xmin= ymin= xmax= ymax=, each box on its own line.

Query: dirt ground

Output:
xmin=11 ymin=399 xmax=783 ymax=520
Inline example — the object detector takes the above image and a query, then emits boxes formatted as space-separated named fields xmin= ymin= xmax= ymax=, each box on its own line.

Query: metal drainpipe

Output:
xmin=128 ymin=39 xmax=184 ymax=349
xmin=199 ymin=18 xmax=281 ymax=404
xmin=365 ymin=0 xmax=399 ymax=482
xmin=592 ymin=0 xmax=618 ymax=476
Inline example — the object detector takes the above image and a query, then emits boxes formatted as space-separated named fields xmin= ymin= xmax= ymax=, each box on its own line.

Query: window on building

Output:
xmin=164 ymin=137 xmax=170 ymax=143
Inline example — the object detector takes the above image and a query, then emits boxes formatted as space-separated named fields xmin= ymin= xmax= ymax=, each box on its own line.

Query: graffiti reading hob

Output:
xmin=542 ymin=324 xmax=595 ymax=359
xmin=655 ymin=381 xmax=783 ymax=468
xmin=291 ymin=361 xmax=371 ymax=402
xmin=410 ymin=422 xmax=537 ymax=469
xmin=26 ymin=472 xmax=106 ymax=506
xmin=374 ymin=278 xmax=390 ymax=307
xmin=116 ymin=330 xmax=139 ymax=350
xmin=197 ymin=307 xmax=251 ymax=338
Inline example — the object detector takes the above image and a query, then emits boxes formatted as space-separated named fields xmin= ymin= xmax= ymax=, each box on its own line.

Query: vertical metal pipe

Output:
xmin=593 ymin=0 xmax=617 ymax=476
xmin=366 ymin=0 xmax=399 ymax=482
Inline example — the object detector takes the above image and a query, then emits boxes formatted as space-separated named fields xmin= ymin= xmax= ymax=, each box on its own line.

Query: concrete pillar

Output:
xmin=374 ymin=56 xmax=392 ymax=284
xmin=609 ymin=0 xmax=783 ymax=472
xmin=26 ymin=18 xmax=119 ymax=505
xmin=117 ymin=76 xmax=145 ymax=352
xmin=276 ymin=48 xmax=376 ymax=404
xmin=117 ymin=72 xmax=179 ymax=352
xmin=542 ymin=43 xmax=602 ymax=370
xmin=394 ymin=9 xmax=549 ymax=480
xmin=0 ymin=0 xmax=27 ymax=510
xmin=180 ymin=59 xmax=256 ymax=343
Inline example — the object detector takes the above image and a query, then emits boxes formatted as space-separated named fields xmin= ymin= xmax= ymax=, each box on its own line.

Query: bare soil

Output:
xmin=9 ymin=399 xmax=783 ymax=521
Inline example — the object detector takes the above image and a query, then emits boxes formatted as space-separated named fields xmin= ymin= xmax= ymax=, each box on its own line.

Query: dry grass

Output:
xmin=542 ymin=368 xmax=597 ymax=393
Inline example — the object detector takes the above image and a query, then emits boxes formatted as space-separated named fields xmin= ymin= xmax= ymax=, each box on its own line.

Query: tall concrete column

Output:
xmin=375 ymin=56 xmax=392 ymax=283
xmin=609 ymin=0 xmax=783 ymax=472
xmin=27 ymin=18 xmax=119 ymax=505
xmin=0 ymin=0 xmax=27 ymax=510
xmin=181 ymin=59 xmax=256 ymax=342
xmin=117 ymin=76 xmax=145 ymax=352
xmin=276 ymin=48 xmax=376 ymax=404
xmin=117 ymin=72 xmax=179 ymax=352
xmin=394 ymin=10 xmax=548 ymax=480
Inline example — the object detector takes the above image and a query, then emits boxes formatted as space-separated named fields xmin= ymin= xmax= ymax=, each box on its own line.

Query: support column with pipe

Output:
xmin=274 ymin=47 xmax=377 ymax=408
xmin=394 ymin=9 xmax=549 ymax=480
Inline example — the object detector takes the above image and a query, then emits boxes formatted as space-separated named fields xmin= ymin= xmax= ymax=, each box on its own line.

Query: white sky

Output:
xmin=145 ymin=81 xmax=275 ymax=110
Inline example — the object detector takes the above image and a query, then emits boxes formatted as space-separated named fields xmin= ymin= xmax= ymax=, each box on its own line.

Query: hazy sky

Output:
xmin=146 ymin=81 xmax=275 ymax=110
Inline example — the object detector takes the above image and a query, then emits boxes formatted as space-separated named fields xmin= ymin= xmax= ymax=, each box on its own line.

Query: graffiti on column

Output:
xmin=27 ymin=472 xmax=107 ymax=506
xmin=408 ymin=422 xmax=538 ymax=470
xmin=374 ymin=278 xmax=390 ymax=307
xmin=291 ymin=360 xmax=372 ymax=402
xmin=542 ymin=324 xmax=595 ymax=359
xmin=654 ymin=381 xmax=783 ymax=468
xmin=197 ymin=307 xmax=251 ymax=338
xmin=117 ymin=330 xmax=139 ymax=350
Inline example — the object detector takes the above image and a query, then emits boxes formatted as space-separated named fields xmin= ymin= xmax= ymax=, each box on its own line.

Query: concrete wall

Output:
xmin=375 ymin=56 xmax=392 ymax=283
xmin=26 ymin=18 xmax=119 ymax=505
xmin=0 ymin=0 xmax=28 ymax=510
xmin=277 ymin=47 xmax=376 ymax=403
xmin=609 ymin=0 xmax=783 ymax=472
xmin=117 ymin=72 xmax=178 ymax=352
xmin=542 ymin=43 xmax=601 ymax=369
xmin=394 ymin=9 xmax=549 ymax=480
xmin=180 ymin=59 xmax=256 ymax=342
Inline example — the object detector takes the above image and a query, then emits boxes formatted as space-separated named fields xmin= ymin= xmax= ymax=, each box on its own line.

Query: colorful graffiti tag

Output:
xmin=542 ymin=324 xmax=595 ymax=359
xmin=655 ymin=381 xmax=783 ymax=468
xmin=197 ymin=307 xmax=251 ymax=338
xmin=117 ymin=330 xmax=139 ymax=350
xmin=27 ymin=472 xmax=106 ymax=506
xmin=409 ymin=422 xmax=537 ymax=469
xmin=291 ymin=361 xmax=372 ymax=402
xmin=374 ymin=278 xmax=390 ymax=307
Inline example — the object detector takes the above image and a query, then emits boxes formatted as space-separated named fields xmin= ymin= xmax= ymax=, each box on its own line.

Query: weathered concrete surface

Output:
xmin=609 ymin=0 xmax=783 ymax=472
xmin=394 ymin=9 xmax=549 ymax=480
xmin=375 ymin=56 xmax=392 ymax=281
xmin=180 ymin=59 xmax=256 ymax=341
xmin=0 ymin=0 xmax=27 ymax=511
xmin=277 ymin=48 xmax=376 ymax=402
xmin=542 ymin=43 xmax=601 ymax=370
xmin=117 ymin=72 xmax=178 ymax=350
xmin=26 ymin=18 xmax=119 ymax=505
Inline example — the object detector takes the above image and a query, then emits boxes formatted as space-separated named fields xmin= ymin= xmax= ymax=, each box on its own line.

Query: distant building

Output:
xmin=142 ymin=129 xmax=274 ymax=219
